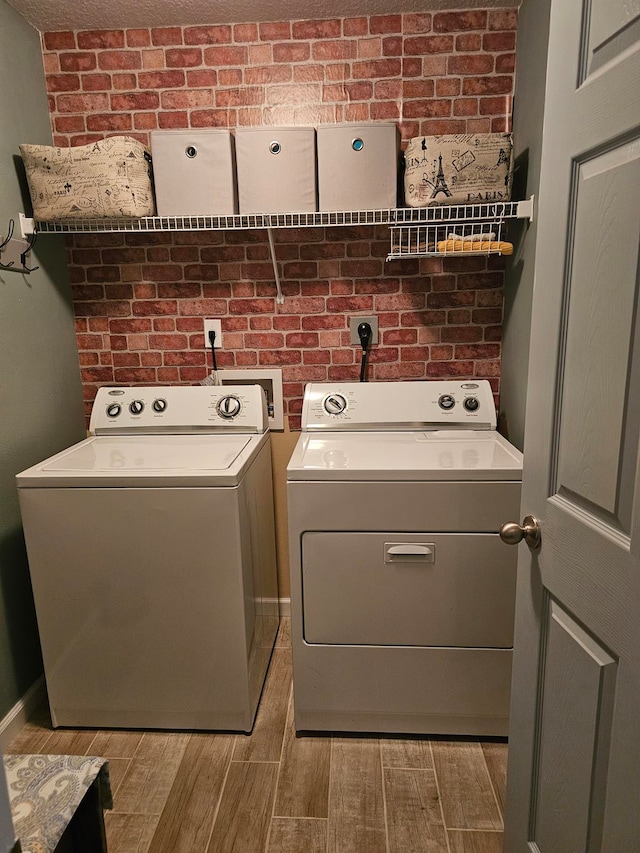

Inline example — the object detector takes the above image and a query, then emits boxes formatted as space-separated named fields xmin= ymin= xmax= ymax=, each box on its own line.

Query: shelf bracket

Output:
xmin=516 ymin=195 xmax=535 ymax=223
xmin=267 ymin=227 xmax=284 ymax=305
xmin=19 ymin=213 xmax=36 ymax=238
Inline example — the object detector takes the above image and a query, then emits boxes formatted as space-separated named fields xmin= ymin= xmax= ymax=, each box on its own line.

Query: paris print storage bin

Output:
xmin=404 ymin=133 xmax=513 ymax=208
xmin=317 ymin=123 xmax=399 ymax=211
xmin=235 ymin=127 xmax=317 ymax=214
xmin=151 ymin=130 xmax=237 ymax=216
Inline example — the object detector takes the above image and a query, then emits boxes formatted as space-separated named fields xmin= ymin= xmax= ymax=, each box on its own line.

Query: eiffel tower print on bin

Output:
xmin=431 ymin=154 xmax=452 ymax=200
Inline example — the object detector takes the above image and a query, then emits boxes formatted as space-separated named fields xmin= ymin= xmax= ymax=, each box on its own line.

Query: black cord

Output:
xmin=357 ymin=322 xmax=372 ymax=382
xmin=208 ymin=330 xmax=218 ymax=371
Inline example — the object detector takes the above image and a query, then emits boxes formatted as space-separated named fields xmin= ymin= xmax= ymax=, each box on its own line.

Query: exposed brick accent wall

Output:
xmin=41 ymin=8 xmax=518 ymax=428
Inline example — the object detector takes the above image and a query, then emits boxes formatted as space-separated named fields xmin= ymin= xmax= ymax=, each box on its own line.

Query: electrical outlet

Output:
xmin=349 ymin=316 xmax=378 ymax=345
xmin=203 ymin=318 xmax=222 ymax=348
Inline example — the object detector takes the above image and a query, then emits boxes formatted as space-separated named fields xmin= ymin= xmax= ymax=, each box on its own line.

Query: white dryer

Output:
xmin=287 ymin=380 xmax=522 ymax=736
xmin=17 ymin=385 xmax=279 ymax=732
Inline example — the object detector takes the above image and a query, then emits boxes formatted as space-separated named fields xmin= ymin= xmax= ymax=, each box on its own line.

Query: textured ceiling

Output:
xmin=7 ymin=0 xmax=517 ymax=32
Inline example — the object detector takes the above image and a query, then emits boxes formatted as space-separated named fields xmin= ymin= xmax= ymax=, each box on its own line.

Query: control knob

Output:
xmin=463 ymin=397 xmax=479 ymax=412
xmin=438 ymin=394 xmax=456 ymax=411
xmin=152 ymin=398 xmax=167 ymax=413
xmin=106 ymin=403 xmax=121 ymax=418
xmin=323 ymin=394 xmax=348 ymax=415
xmin=129 ymin=400 xmax=144 ymax=415
xmin=217 ymin=395 xmax=242 ymax=419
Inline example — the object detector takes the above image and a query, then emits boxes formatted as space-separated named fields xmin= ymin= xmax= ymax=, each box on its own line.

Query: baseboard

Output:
xmin=0 ymin=676 xmax=46 ymax=752
xmin=279 ymin=597 xmax=291 ymax=617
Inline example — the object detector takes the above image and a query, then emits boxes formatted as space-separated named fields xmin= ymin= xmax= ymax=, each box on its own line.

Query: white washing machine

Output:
xmin=17 ymin=385 xmax=279 ymax=732
xmin=287 ymin=380 xmax=523 ymax=736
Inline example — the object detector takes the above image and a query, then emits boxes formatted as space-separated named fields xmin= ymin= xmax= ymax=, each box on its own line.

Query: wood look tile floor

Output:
xmin=7 ymin=619 xmax=508 ymax=853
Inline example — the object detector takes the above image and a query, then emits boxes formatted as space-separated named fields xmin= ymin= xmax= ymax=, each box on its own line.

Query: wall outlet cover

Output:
xmin=349 ymin=315 xmax=378 ymax=345
xmin=203 ymin=318 xmax=222 ymax=347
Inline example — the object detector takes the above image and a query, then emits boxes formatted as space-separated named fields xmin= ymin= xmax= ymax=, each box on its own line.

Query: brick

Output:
xmin=203 ymin=46 xmax=249 ymax=65
xmin=312 ymin=40 xmax=358 ymax=60
xmin=60 ymin=52 xmax=97 ymax=72
xmin=403 ymin=79 xmax=436 ymax=99
xmin=496 ymin=54 xmax=516 ymax=73
xmin=113 ymin=73 xmax=138 ymax=90
xmin=344 ymin=17 xmax=368 ymax=36
xmin=234 ymin=23 xmax=258 ymax=42
xmin=448 ymin=55 xmax=494 ymax=74
xmin=370 ymin=15 xmax=402 ymax=34
xmin=148 ymin=333 xmax=188 ymax=349
xmin=111 ymin=92 xmax=160 ymax=110
xmin=358 ymin=36 xmax=382 ymax=58
xmin=293 ymin=19 xmax=341 ymax=39
xmin=185 ymin=25 xmax=232 ymax=45
xmin=259 ymin=350 xmax=302 ymax=365
xmin=403 ymin=99 xmax=451 ymax=119
xmin=44 ymin=31 xmax=76 ymax=50
xmin=138 ymin=70 xmax=186 ymax=88
xmin=166 ymin=48 xmax=203 ymax=67
xmin=259 ymin=22 xmax=291 ymax=40
xmin=420 ymin=56 xmax=446 ymax=76
xmin=98 ymin=50 xmax=142 ymax=70
xmin=420 ymin=119 xmax=467 ymax=135
xmin=456 ymin=33 xmax=482 ymax=51
xmin=483 ymin=31 xmax=517 ymax=51
xmin=488 ymin=10 xmax=518 ymax=31
xmin=87 ymin=113 xmax=133 ymax=131
xmin=404 ymin=35 xmax=453 ymax=55
xmin=151 ymin=27 xmax=183 ymax=46
xmin=47 ymin=74 xmax=81 ymax=92
xmin=82 ymin=73 xmax=112 ymax=91
xmin=186 ymin=70 xmax=218 ymax=87
xmin=78 ymin=31 xmax=125 ymax=49
xmin=142 ymin=49 xmax=164 ymax=69
xmin=158 ymin=111 xmax=189 ymax=128
xmin=161 ymin=89 xmax=213 ymax=109
xmin=353 ymin=58 xmax=402 ymax=79
xmin=453 ymin=97 xmax=478 ymax=116
xmin=273 ymin=42 xmax=310 ymax=62
xmin=55 ymin=115 xmax=85 ymax=132
xmin=462 ymin=76 xmax=513 ymax=96
xmin=436 ymin=77 xmax=461 ymax=96
xmin=402 ymin=13 xmax=432 ymax=34
xmin=127 ymin=29 xmax=151 ymax=47
xmin=132 ymin=300 xmax=178 ymax=315
xmin=110 ymin=318 xmax=152 ymax=333
xmin=134 ymin=112 xmax=158 ymax=129
xmin=433 ymin=11 xmax=488 ymax=32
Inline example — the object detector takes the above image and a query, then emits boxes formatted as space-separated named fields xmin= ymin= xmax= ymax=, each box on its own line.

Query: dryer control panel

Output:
xmin=90 ymin=385 xmax=269 ymax=434
xmin=302 ymin=380 xmax=496 ymax=431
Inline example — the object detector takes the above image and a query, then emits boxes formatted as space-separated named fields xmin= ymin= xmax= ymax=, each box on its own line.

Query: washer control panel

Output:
xmin=89 ymin=385 xmax=269 ymax=434
xmin=302 ymin=380 xmax=496 ymax=431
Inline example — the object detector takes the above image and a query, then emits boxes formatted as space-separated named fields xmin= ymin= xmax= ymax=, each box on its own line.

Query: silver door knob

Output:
xmin=499 ymin=515 xmax=541 ymax=548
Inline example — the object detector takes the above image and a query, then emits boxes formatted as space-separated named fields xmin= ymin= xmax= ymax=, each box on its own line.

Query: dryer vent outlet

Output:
xmin=349 ymin=316 xmax=378 ymax=345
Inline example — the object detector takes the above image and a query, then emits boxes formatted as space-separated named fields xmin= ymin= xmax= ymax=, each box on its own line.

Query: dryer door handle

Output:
xmin=384 ymin=543 xmax=435 ymax=563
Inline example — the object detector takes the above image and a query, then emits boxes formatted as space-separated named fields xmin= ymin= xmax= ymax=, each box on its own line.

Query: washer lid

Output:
xmin=287 ymin=430 xmax=523 ymax=481
xmin=17 ymin=434 xmax=266 ymax=488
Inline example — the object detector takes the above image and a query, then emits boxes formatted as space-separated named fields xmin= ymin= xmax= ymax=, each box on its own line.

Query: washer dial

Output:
xmin=323 ymin=394 xmax=348 ymax=416
xmin=152 ymin=398 xmax=167 ymax=413
xmin=217 ymin=395 xmax=242 ymax=419
xmin=463 ymin=396 xmax=479 ymax=412
xmin=438 ymin=394 xmax=456 ymax=411
xmin=129 ymin=400 xmax=144 ymax=415
xmin=106 ymin=403 xmax=121 ymax=418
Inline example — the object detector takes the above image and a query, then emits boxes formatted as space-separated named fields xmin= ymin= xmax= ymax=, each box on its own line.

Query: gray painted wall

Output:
xmin=0 ymin=0 xmax=85 ymax=721
xmin=499 ymin=0 xmax=552 ymax=451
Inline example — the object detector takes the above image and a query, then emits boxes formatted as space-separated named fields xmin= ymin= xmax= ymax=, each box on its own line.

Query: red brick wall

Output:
xmin=41 ymin=9 xmax=517 ymax=428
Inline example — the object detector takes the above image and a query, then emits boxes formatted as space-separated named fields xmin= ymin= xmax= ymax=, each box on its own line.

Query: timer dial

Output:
xmin=129 ymin=400 xmax=144 ymax=415
xmin=217 ymin=395 xmax=242 ymax=419
xmin=463 ymin=396 xmax=479 ymax=412
xmin=152 ymin=398 xmax=167 ymax=413
xmin=438 ymin=394 xmax=456 ymax=411
xmin=323 ymin=394 xmax=348 ymax=415
xmin=106 ymin=403 xmax=121 ymax=418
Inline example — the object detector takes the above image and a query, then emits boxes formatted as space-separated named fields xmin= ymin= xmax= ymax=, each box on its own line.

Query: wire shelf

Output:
xmin=30 ymin=198 xmax=533 ymax=236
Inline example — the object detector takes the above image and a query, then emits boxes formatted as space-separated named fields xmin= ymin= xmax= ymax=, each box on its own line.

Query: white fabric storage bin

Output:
xmin=151 ymin=130 xmax=237 ymax=216
xmin=235 ymin=127 xmax=317 ymax=214
xmin=317 ymin=122 xmax=399 ymax=211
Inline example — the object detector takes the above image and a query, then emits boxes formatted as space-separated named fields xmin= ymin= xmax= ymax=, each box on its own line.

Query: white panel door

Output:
xmin=504 ymin=0 xmax=640 ymax=850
